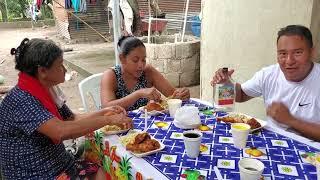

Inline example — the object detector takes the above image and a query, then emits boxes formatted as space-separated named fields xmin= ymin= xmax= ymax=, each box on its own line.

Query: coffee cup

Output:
xmin=238 ymin=158 xmax=264 ymax=180
xmin=167 ymin=99 xmax=182 ymax=118
xmin=183 ymin=130 xmax=202 ymax=158
xmin=230 ymin=123 xmax=250 ymax=149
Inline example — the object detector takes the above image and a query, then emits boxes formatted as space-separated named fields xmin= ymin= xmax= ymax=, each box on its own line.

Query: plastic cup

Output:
xmin=167 ymin=99 xmax=182 ymax=118
xmin=316 ymin=155 xmax=320 ymax=180
xmin=230 ymin=123 xmax=250 ymax=149
xmin=238 ymin=158 xmax=264 ymax=180
xmin=183 ymin=130 xmax=202 ymax=158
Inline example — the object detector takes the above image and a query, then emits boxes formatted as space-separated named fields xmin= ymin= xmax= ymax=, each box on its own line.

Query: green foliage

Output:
xmin=5 ymin=0 xmax=53 ymax=21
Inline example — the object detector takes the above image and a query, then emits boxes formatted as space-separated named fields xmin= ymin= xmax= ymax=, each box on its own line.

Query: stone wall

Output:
xmin=144 ymin=36 xmax=200 ymax=87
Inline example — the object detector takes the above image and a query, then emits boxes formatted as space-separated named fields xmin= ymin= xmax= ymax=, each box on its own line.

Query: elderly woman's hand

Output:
xmin=108 ymin=116 xmax=133 ymax=129
xmin=211 ymin=68 xmax=235 ymax=86
xmin=101 ymin=105 xmax=126 ymax=116
xmin=172 ymin=88 xmax=190 ymax=100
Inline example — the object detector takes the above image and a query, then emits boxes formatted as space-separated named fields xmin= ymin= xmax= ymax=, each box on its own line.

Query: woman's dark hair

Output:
xmin=117 ymin=36 xmax=145 ymax=57
xmin=10 ymin=38 xmax=63 ymax=77
xmin=277 ymin=25 xmax=313 ymax=48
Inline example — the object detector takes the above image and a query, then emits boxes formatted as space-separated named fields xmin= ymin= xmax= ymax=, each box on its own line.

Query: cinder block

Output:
xmin=180 ymin=70 xmax=200 ymax=87
xmin=150 ymin=59 xmax=164 ymax=73
xmin=164 ymin=59 xmax=181 ymax=73
xmin=181 ymin=53 xmax=199 ymax=72
xmin=156 ymin=44 xmax=175 ymax=59
xmin=145 ymin=44 xmax=156 ymax=59
xmin=164 ymin=72 xmax=180 ymax=87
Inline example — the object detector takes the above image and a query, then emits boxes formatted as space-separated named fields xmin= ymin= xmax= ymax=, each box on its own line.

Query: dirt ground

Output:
xmin=0 ymin=27 xmax=86 ymax=113
xmin=0 ymin=27 xmax=200 ymax=113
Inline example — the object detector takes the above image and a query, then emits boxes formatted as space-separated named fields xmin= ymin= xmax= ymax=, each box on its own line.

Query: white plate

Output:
xmin=138 ymin=106 xmax=168 ymax=116
xmin=220 ymin=112 xmax=267 ymax=132
xmin=120 ymin=131 xmax=165 ymax=157
xmin=173 ymin=120 xmax=201 ymax=129
xmin=100 ymin=128 xmax=130 ymax=135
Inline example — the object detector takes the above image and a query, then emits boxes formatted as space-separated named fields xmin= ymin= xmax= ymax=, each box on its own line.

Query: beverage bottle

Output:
xmin=213 ymin=67 xmax=236 ymax=112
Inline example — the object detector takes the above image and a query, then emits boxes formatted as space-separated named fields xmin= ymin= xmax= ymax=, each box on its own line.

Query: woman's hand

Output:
xmin=100 ymin=105 xmax=126 ymax=116
xmin=172 ymin=88 xmax=190 ymax=100
xmin=211 ymin=68 xmax=235 ymax=86
xmin=101 ymin=106 xmax=133 ymax=129
xmin=108 ymin=116 xmax=133 ymax=130
xmin=137 ymin=87 xmax=161 ymax=101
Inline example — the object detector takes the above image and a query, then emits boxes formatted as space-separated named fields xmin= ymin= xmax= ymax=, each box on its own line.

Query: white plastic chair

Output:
xmin=78 ymin=73 xmax=103 ymax=112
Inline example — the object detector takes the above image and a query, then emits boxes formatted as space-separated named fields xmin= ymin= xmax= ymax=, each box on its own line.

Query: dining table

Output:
xmin=98 ymin=98 xmax=320 ymax=180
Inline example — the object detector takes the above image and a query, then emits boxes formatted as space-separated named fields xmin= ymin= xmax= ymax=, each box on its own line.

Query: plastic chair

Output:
xmin=78 ymin=73 xmax=103 ymax=112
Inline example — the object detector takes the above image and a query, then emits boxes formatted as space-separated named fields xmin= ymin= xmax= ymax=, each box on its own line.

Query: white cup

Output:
xmin=230 ymin=123 xmax=250 ymax=149
xmin=167 ymin=99 xmax=182 ymax=118
xmin=238 ymin=158 xmax=264 ymax=180
xmin=183 ymin=130 xmax=202 ymax=158
xmin=316 ymin=155 xmax=320 ymax=180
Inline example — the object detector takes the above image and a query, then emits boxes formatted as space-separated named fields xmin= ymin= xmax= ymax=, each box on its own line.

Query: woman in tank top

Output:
xmin=100 ymin=36 xmax=190 ymax=111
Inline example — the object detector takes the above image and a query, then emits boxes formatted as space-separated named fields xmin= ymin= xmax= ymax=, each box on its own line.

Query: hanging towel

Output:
xmin=65 ymin=0 xmax=72 ymax=9
xmin=80 ymin=0 xmax=87 ymax=13
xmin=37 ymin=0 xmax=41 ymax=9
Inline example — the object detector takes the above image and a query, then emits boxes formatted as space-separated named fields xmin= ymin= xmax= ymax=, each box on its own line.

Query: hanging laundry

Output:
xmin=65 ymin=0 xmax=72 ymax=9
xmin=89 ymin=0 xmax=96 ymax=4
xmin=37 ymin=0 xmax=42 ymax=9
xmin=108 ymin=0 xmax=134 ymax=35
xmin=79 ymin=0 xmax=87 ymax=13
xmin=71 ymin=0 xmax=80 ymax=30
xmin=71 ymin=0 xmax=80 ymax=12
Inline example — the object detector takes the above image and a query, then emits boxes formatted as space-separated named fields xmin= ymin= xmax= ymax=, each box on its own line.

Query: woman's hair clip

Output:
xmin=10 ymin=48 xmax=17 ymax=55
xmin=11 ymin=38 xmax=30 ymax=58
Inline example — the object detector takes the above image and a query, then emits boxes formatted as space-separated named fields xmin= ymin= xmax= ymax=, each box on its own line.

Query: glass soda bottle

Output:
xmin=213 ymin=67 xmax=235 ymax=112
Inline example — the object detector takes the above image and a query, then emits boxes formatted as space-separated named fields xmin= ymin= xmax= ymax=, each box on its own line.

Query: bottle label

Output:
xmin=217 ymin=84 xmax=235 ymax=105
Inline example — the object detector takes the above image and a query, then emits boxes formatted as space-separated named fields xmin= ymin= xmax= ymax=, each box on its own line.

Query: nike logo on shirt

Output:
xmin=299 ymin=102 xmax=311 ymax=107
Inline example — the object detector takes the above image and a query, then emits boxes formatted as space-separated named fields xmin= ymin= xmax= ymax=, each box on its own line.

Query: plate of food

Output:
xmin=100 ymin=125 xmax=130 ymax=135
xmin=100 ymin=111 xmax=132 ymax=135
xmin=217 ymin=113 xmax=267 ymax=132
xmin=139 ymin=100 xmax=168 ymax=116
xmin=120 ymin=131 xmax=165 ymax=157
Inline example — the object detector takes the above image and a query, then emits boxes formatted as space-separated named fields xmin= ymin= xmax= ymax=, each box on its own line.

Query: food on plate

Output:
xmin=159 ymin=99 xmax=168 ymax=109
xmin=101 ymin=116 xmax=133 ymax=133
xmin=120 ymin=132 xmax=160 ymax=153
xmin=218 ymin=114 xmax=262 ymax=129
xmin=245 ymin=147 xmax=264 ymax=157
xmin=246 ymin=118 xmax=261 ymax=129
xmin=101 ymin=125 xmax=122 ymax=132
xmin=145 ymin=101 xmax=164 ymax=112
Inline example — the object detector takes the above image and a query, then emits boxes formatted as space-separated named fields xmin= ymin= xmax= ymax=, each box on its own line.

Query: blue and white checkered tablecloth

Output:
xmin=127 ymin=100 xmax=319 ymax=180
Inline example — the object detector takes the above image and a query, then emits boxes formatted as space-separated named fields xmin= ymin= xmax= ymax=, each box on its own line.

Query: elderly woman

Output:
xmin=0 ymin=38 xmax=132 ymax=179
xmin=100 ymin=36 xmax=190 ymax=111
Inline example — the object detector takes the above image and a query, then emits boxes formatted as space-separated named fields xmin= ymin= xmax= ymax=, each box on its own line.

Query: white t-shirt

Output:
xmin=241 ymin=63 xmax=320 ymax=130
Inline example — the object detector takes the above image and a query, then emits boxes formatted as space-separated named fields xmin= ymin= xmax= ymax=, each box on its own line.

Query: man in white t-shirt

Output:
xmin=211 ymin=25 xmax=320 ymax=141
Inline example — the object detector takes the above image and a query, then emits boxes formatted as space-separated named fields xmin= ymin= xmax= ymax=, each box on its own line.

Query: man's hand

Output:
xmin=266 ymin=102 xmax=294 ymax=125
xmin=211 ymin=68 xmax=235 ymax=86
xmin=172 ymin=88 xmax=190 ymax=100
xmin=137 ymin=87 xmax=161 ymax=101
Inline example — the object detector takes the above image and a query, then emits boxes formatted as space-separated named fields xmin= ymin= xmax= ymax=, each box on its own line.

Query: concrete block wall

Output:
xmin=145 ymin=36 xmax=200 ymax=87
